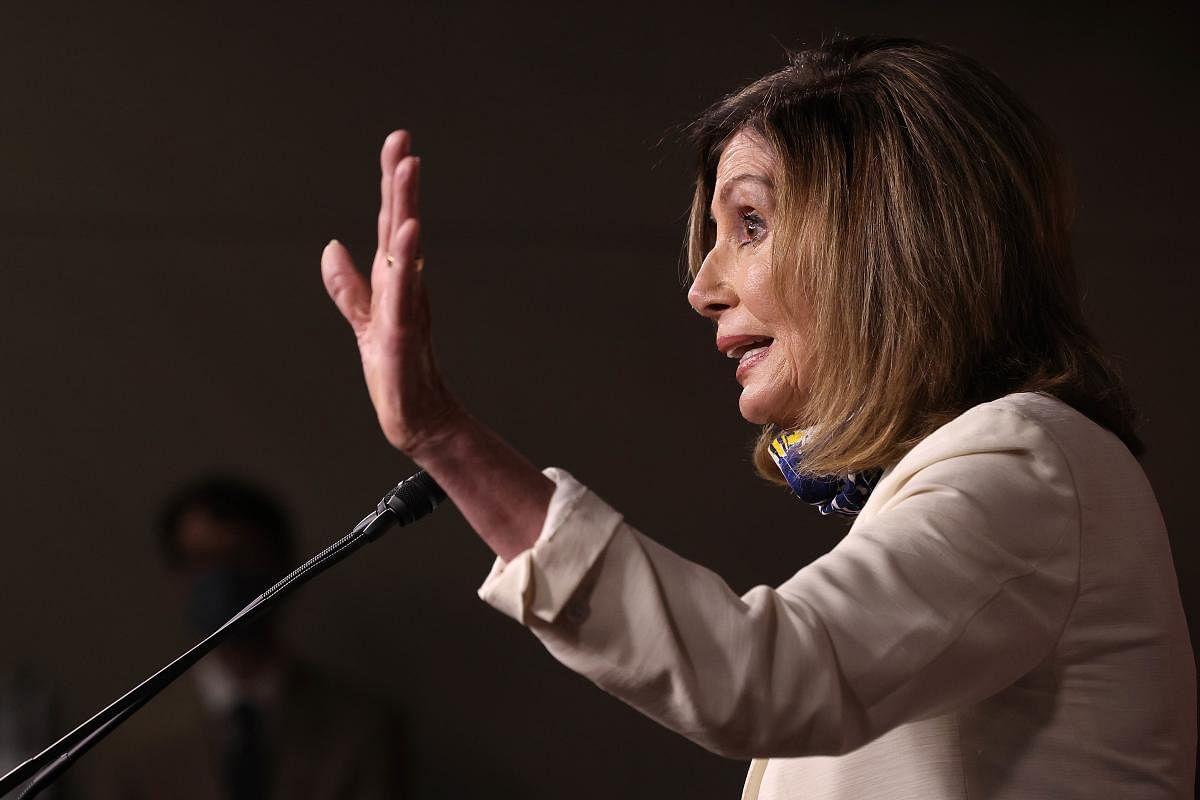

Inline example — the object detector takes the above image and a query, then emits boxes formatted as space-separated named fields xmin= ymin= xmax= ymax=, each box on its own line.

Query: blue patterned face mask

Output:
xmin=768 ymin=430 xmax=882 ymax=516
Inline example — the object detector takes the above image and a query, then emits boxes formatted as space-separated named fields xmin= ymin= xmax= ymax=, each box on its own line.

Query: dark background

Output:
xmin=1 ymin=1 xmax=1196 ymax=797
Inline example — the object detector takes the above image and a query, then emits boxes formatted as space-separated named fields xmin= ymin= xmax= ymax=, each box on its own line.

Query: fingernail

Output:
xmin=326 ymin=239 xmax=339 ymax=248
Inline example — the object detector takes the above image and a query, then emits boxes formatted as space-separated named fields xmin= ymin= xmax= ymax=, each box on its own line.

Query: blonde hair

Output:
xmin=686 ymin=37 xmax=1141 ymax=482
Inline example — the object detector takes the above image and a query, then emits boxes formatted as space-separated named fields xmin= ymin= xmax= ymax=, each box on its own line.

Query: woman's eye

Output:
xmin=740 ymin=211 xmax=766 ymax=245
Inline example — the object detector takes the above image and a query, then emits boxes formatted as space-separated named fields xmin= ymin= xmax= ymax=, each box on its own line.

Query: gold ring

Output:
xmin=385 ymin=254 xmax=396 ymax=267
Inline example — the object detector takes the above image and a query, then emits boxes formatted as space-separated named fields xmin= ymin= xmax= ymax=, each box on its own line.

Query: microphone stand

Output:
xmin=0 ymin=470 xmax=446 ymax=800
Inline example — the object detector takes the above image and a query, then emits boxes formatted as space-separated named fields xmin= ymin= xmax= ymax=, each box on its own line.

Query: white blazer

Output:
xmin=479 ymin=393 xmax=1196 ymax=798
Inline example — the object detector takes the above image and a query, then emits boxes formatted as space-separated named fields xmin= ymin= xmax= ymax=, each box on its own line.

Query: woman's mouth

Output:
xmin=731 ymin=338 xmax=773 ymax=381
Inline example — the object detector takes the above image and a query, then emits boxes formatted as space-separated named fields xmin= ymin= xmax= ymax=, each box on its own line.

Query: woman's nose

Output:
xmin=687 ymin=251 xmax=737 ymax=319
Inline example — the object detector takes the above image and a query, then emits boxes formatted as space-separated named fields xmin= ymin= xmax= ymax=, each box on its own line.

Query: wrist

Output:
xmin=404 ymin=404 xmax=474 ymax=467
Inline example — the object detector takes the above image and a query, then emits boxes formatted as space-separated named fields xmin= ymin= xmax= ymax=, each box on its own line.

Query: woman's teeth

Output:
xmin=727 ymin=340 xmax=773 ymax=361
xmin=738 ymin=345 xmax=770 ymax=364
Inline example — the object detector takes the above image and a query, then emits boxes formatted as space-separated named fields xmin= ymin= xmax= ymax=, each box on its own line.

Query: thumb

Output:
xmin=321 ymin=240 xmax=371 ymax=333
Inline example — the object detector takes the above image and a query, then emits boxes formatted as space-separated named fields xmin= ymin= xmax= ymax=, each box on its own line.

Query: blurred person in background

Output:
xmin=91 ymin=476 xmax=405 ymax=800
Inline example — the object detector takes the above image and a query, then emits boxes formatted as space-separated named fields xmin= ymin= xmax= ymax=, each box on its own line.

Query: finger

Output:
xmin=373 ymin=156 xmax=415 ymax=298
xmin=376 ymin=130 xmax=411 ymax=261
xmin=396 ymin=217 xmax=424 ymax=317
xmin=378 ymin=218 xmax=422 ymax=332
xmin=377 ymin=131 xmax=410 ymax=250
xmin=388 ymin=155 xmax=420 ymax=266
xmin=393 ymin=155 xmax=421 ymax=234
xmin=321 ymin=240 xmax=371 ymax=333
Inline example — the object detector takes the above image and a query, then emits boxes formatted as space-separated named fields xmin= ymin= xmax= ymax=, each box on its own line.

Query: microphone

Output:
xmin=0 ymin=470 xmax=448 ymax=800
xmin=366 ymin=468 xmax=446 ymax=535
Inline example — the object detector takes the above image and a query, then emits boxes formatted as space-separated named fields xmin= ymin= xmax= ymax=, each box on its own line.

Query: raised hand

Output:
xmin=321 ymin=130 xmax=461 ymax=458
xmin=322 ymin=130 xmax=552 ymax=560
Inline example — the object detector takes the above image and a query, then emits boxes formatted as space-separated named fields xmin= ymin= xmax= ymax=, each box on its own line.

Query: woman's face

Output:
xmin=688 ymin=129 xmax=806 ymax=426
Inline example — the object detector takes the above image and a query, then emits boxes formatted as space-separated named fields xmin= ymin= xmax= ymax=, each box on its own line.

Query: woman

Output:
xmin=320 ymin=37 xmax=1195 ymax=798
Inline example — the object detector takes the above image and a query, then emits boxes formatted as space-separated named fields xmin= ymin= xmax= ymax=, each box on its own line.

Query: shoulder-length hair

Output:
xmin=686 ymin=36 xmax=1141 ymax=481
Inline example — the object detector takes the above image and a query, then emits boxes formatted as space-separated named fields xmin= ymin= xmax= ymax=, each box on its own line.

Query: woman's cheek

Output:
xmin=740 ymin=258 xmax=776 ymax=314
xmin=768 ymin=348 xmax=804 ymax=419
xmin=762 ymin=336 xmax=809 ymax=425
xmin=741 ymin=251 xmax=793 ymax=327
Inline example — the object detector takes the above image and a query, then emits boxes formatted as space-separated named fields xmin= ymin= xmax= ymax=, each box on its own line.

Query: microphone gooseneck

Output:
xmin=0 ymin=470 xmax=447 ymax=800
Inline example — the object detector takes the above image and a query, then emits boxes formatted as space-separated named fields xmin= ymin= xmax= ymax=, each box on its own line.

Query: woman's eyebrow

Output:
xmin=717 ymin=173 xmax=774 ymax=203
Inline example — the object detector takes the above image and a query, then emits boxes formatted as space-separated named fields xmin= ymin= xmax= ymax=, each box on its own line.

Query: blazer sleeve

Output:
xmin=478 ymin=404 xmax=1081 ymax=759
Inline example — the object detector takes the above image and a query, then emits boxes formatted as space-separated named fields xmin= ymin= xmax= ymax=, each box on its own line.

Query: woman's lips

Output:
xmin=735 ymin=342 xmax=772 ymax=382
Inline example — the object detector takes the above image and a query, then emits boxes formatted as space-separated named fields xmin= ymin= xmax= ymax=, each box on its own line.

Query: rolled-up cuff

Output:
xmin=477 ymin=467 xmax=622 ymax=624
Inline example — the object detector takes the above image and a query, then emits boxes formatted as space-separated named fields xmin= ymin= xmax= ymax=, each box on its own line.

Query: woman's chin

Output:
xmin=737 ymin=391 xmax=774 ymax=425
xmin=738 ymin=380 xmax=801 ymax=427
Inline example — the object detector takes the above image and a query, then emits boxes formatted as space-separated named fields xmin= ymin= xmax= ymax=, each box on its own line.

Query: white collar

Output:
xmin=192 ymin=655 xmax=282 ymax=717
